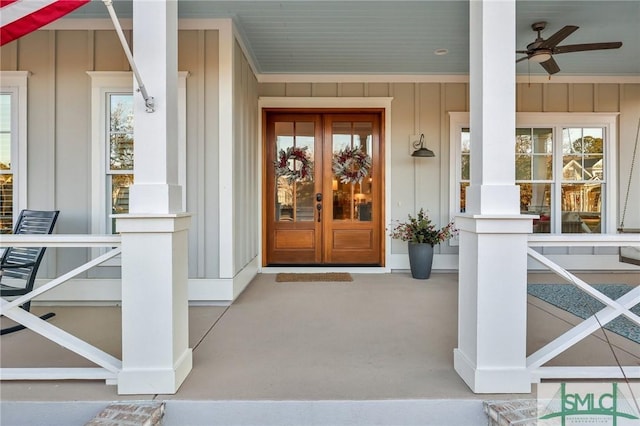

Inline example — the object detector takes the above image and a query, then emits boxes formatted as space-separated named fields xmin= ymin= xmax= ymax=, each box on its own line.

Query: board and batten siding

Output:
xmin=233 ymin=39 xmax=260 ymax=275
xmin=258 ymin=81 xmax=640 ymax=261
xmin=0 ymin=29 xmax=226 ymax=281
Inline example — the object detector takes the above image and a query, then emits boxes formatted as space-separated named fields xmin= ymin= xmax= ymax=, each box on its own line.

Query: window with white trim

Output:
xmin=0 ymin=72 xmax=28 ymax=233
xmin=450 ymin=112 xmax=617 ymax=234
xmin=88 ymin=71 xmax=187 ymax=262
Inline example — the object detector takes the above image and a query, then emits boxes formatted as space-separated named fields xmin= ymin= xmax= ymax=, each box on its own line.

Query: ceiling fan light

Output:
xmin=530 ymin=50 xmax=552 ymax=63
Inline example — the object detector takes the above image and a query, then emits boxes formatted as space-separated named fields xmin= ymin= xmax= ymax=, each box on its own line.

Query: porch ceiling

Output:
xmin=74 ymin=1 xmax=639 ymax=76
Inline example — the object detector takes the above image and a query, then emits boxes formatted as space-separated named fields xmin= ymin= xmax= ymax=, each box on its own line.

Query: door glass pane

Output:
xmin=332 ymin=121 xmax=373 ymax=222
xmin=274 ymin=121 xmax=315 ymax=222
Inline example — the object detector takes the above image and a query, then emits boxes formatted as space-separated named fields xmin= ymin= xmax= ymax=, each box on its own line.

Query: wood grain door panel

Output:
xmin=264 ymin=111 xmax=383 ymax=266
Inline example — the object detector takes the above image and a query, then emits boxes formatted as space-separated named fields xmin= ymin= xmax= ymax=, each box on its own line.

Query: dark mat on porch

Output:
xmin=528 ymin=284 xmax=640 ymax=344
xmin=276 ymin=272 xmax=353 ymax=282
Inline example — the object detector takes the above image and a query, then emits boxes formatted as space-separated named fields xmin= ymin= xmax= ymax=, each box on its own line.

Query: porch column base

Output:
xmin=117 ymin=348 xmax=193 ymax=395
xmin=115 ymin=213 xmax=192 ymax=395
xmin=454 ymin=349 xmax=531 ymax=394
xmin=454 ymin=214 xmax=533 ymax=394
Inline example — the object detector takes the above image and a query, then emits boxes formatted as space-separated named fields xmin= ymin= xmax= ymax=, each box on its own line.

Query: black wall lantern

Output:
xmin=411 ymin=134 xmax=435 ymax=157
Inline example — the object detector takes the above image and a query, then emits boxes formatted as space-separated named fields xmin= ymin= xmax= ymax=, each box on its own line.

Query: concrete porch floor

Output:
xmin=1 ymin=272 xmax=639 ymax=425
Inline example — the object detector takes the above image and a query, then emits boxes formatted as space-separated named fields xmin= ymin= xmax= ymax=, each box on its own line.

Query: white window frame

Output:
xmin=0 ymin=71 xmax=29 ymax=228
xmin=449 ymin=112 xmax=618 ymax=234
xmin=88 ymin=71 xmax=188 ymax=265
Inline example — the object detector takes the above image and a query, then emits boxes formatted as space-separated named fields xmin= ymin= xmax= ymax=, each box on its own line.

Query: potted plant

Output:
xmin=388 ymin=209 xmax=456 ymax=279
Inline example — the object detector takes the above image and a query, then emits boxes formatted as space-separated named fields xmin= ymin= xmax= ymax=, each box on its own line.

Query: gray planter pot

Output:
xmin=408 ymin=242 xmax=434 ymax=279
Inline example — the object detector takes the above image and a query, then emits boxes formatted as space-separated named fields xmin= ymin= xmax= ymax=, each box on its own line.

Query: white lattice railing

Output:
xmin=527 ymin=233 xmax=640 ymax=382
xmin=0 ymin=235 xmax=122 ymax=383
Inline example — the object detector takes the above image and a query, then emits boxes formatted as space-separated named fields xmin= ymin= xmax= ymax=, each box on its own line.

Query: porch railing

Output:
xmin=526 ymin=233 xmax=640 ymax=382
xmin=0 ymin=234 xmax=122 ymax=383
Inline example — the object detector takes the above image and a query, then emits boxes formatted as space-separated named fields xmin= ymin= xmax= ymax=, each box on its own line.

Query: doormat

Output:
xmin=276 ymin=273 xmax=353 ymax=282
xmin=528 ymin=284 xmax=640 ymax=344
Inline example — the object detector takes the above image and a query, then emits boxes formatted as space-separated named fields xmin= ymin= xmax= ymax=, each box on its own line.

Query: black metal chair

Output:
xmin=1 ymin=209 xmax=60 ymax=335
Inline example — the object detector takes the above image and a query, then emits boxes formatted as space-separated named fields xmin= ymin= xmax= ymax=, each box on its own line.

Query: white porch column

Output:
xmin=116 ymin=0 xmax=192 ymax=394
xmin=453 ymin=0 xmax=532 ymax=393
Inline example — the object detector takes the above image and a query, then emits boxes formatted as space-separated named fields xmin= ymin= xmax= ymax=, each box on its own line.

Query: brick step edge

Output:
xmin=85 ymin=402 xmax=165 ymax=426
xmin=484 ymin=399 xmax=538 ymax=426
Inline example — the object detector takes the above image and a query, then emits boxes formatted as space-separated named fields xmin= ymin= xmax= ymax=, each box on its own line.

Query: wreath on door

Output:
xmin=274 ymin=146 xmax=313 ymax=183
xmin=332 ymin=147 xmax=372 ymax=184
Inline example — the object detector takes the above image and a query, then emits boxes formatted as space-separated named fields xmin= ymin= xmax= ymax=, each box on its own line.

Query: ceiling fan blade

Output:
xmin=540 ymin=57 xmax=561 ymax=75
xmin=539 ymin=25 xmax=579 ymax=49
xmin=554 ymin=42 xmax=623 ymax=54
xmin=516 ymin=56 xmax=530 ymax=63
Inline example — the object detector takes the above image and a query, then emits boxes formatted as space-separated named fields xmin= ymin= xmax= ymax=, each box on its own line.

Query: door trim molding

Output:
xmin=258 ymin=97 xmax=393 ymax=271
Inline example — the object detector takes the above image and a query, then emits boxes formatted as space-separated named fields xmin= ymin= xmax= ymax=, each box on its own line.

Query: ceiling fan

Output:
xmin=516 ymin=22 xmax=623 ymax=75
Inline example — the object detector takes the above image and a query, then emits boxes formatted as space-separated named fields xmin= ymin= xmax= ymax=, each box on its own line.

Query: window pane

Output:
xmin=460 ymin=182 xmax=469 ymax=213
xmin=516 ymin=129 xmax=531 ymax=154
xmin=109 ymin=94 xmax=134 ymax=171
xmin=583 ymin=133 xmax=603 ymax=154
xmin=515 ymin=154 xmax=531 ymax=180
xmin=533 ymin=128 xmax=553 ymax=153
xmin=109 ymin=94 xmax=133 ymax=133
xmin=520 ymin=183 xmax=552 ymax=233
xmin=0 ymin=94 xmax=11 ymax=170
xmin=561 ymin=183 xmax=602 ymax=233
xmin=586 ymin=154 xmax=604 ymax=180
xmin=0 ymin=93 xmax=10 ymax=132
xmin=111 ymin=174 xmax=133 ymax=233
xmin=0 ymin=133 xmax=10 ymax=170
xmin=0 ymin=94 xmax=12 ymax=233
xmin=562 ymin=155 xmax=582 ymax=181
xmin=110 ymin=133 xmax=134 ymax=170
xmin=461 ymin=153 xmax=470 ymax=180
xmin=532 ymin=154 xmax=552 ymax=180
xmin=0 ymin=173 xmax=13 ymax=233
xmin=563 ymin=128 xmax=581 ymax=154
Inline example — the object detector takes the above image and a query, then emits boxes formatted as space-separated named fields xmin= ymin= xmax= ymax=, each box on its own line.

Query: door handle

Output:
xmin=316 ymin=192 xmax=323 ymax=202
xmin=316 ymin=203 xmax=322 ymax=222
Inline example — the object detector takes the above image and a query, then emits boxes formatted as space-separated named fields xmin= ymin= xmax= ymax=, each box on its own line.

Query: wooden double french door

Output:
xmin=264 ymin=111 xmax=383 ymax=265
